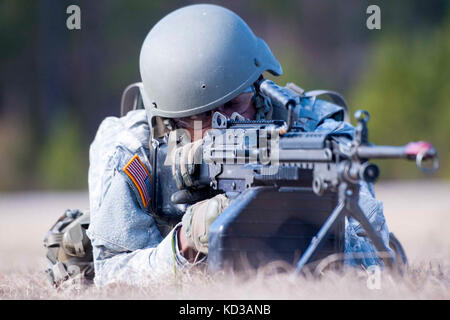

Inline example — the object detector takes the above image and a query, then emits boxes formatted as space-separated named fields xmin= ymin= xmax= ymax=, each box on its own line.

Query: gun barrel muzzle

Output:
xmin=356 ymin=141 xmax=439 ymax=173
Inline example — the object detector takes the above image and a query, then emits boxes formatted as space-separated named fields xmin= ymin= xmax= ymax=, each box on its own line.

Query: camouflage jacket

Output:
xmin=87 ymin=110 xmax=202 ymax=287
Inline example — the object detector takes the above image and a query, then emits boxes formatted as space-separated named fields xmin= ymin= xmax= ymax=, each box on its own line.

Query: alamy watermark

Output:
xmin=366 ymin=5 xmax=381 ymax=30
xmin=366 ymin=265 xmax=382 ymax=290
xmin=66 ymin=5 xmax=81 ymax=30
xmin=66 ymin=5 xmax=380 ymax=31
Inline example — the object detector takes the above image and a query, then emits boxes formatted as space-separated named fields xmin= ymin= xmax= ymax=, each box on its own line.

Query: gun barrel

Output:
xmin=356 ymin=141 xmax=439 ymax=173
xmin=357 ymin=141 xmax=437 ymax=159
xmin=356 ymin=145 xmax=406 ymax=159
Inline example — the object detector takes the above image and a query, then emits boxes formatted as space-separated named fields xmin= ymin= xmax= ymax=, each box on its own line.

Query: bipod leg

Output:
xmin=344 ymin=183 xmax=397 ymax=270
xmin=294 ymin=199 xmax=346 ymax=275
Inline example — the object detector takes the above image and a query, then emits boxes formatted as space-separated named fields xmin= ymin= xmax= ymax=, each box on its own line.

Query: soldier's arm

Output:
xmin=87 ymin=171 xmax=203 ymax=287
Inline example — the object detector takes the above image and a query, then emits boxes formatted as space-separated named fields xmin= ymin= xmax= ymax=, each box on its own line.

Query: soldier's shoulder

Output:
xmin=90 ymin=110 xmax=152 ymax=173
xmin=94 ymin=109 xmax=149 ymax=148
xmin=88 ymin=110 xmax=152 ymax=211
xmin=90 ymin=110 xmax=150 ymax=162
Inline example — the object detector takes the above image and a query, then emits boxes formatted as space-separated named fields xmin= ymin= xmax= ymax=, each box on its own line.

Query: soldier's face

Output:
xmin=174 ymin=91 xmax=256 ymax=140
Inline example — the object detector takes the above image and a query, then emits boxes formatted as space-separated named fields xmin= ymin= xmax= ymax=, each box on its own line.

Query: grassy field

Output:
xmin=0 ymin=181 xmax=449 ymax=299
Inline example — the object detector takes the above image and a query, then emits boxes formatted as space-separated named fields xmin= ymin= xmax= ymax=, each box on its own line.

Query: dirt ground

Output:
xmin=0 ymin=181 xmax=449 ymax=299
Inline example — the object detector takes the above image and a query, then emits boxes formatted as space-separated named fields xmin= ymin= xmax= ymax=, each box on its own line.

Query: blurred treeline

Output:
xmin=0 ymin=0 xmax=449 ymax=191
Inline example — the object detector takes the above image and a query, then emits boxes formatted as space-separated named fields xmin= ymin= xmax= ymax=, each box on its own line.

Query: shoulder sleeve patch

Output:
xmin=123 ymin=155 xmax=152 ymax=209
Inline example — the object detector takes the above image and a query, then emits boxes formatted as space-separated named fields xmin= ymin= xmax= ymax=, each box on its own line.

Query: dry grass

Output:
xmin=1 ymin=261 xmax=449 ymax=300
xmin=0 ymin=181 xmax=449 ymax=300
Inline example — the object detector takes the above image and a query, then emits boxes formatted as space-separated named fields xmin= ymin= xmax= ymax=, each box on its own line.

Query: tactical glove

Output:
xmin=169 ymin=129 xmax=203 ymax=190
xmin=181 ymin=194 xmax=230 ymax=254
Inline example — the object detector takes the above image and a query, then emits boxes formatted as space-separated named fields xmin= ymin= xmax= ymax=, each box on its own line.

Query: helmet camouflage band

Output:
xmin=139 ymin=4 xmax=282 ymax=119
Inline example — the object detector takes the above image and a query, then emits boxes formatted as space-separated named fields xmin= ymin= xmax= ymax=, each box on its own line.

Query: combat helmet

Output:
xmin=139 ymin=4 xmax=282 ymax=119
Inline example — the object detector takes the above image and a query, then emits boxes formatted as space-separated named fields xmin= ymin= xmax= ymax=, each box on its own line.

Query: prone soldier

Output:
xmin=45 ymin=4 xmax=396 ymax=287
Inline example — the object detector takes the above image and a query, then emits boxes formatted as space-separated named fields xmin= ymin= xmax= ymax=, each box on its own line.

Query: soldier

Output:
xmin=86 ymin=4 xmax=391 ymax=287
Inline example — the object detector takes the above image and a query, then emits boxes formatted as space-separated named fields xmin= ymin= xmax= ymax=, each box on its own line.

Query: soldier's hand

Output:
xmin=181 ymin=194 xmax=230 ymax=254
xmin=169 ymin=129 xmax=203 ymax=190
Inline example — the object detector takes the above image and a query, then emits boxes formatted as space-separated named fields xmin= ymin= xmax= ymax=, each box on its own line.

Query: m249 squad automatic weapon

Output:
xmin=151 ymin=79 xmax=439 ymax=274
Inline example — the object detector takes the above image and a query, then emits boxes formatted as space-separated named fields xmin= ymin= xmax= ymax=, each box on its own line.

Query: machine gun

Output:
xmin=150 ymin=79 xmax=439 ymax=274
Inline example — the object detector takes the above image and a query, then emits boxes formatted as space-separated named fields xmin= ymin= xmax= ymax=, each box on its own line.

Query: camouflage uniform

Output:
xmin=87 ymin=110 xmax=201 ymax=287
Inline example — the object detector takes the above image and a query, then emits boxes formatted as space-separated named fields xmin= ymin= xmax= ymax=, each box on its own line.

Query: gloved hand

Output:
xmin=169 ymin=129 xmax=203 ymax=190
xmin=181 ymin=194 xmax=231 ymax=254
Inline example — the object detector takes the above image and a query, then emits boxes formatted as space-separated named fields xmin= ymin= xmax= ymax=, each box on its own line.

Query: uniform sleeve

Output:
xmin=87 ymin=171 xmax=200 ymax=287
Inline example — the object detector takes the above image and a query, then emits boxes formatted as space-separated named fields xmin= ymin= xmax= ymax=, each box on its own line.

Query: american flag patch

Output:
xmin=123 ymin=155 xmax=151 ymax=208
